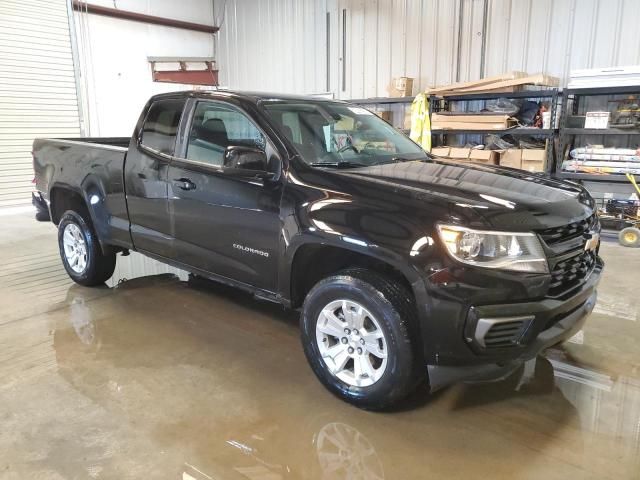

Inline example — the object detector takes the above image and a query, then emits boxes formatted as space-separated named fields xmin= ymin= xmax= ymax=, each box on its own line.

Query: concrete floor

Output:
xmin=0 ymin=212 xmax=639 ymax=480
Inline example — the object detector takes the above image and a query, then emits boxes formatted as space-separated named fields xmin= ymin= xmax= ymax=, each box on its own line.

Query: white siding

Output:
xmin=73 ymin=0 xmax=216 ymax=137
xmin=215 ymin=0 xmax=640 ymax=98
xmin=216 ymin=0 xmax=328 ymax=95
xmin=0 ymin=0 xmax=81 ymax=207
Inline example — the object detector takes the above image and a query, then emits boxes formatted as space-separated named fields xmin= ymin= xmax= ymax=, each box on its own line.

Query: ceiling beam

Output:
xmin=71 ymin=1 xmax=218 ymax=34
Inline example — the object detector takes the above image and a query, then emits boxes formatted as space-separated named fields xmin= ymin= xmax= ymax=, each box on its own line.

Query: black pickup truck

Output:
xmin=33 ymin=90 xmax=603 ymax=409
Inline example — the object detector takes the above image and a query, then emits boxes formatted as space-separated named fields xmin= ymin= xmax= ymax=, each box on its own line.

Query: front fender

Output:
xmin=279 ymin=230 xmax=429 ymax=307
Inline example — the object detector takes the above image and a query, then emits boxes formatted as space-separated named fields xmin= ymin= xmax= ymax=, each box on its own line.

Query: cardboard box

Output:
xmin=499 ymin=149 xmax=522 ymax=169
xmin=388 ymin=77 xmax=414 ymax=97
xmin=433 ymin=113 xmax=512 ymax=124
xmin=432 ymin=113 xmax=515 ymax=130
xmin=376 ymin=111 xmax=392 ymax=122
xmin=468 ymin=149 xmax=498 ymax=165
xmin=430 ymin=147 xmax=450 ymax=157
xmin=449 ymin=147 xmax=471 ymax=159
xmin=521 ymin=149 xmax=546 ymax=172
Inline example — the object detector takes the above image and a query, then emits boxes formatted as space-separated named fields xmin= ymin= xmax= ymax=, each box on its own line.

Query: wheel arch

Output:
xmin=283 ymin=236 xmax=426 ymax=312
xmin=49 ymin=181 xmax=114 ymax=255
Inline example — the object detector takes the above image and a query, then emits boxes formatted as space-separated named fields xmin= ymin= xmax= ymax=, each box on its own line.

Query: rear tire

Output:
xmin=300 ymin=268 xmax=424 ymax=410
xmin=619 ymin=226 xmax=640 ymax=247
xmin=58 ymin=210 xmax=116 ymax=286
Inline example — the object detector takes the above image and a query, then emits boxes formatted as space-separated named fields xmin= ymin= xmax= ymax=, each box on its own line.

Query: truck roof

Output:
xmin=149 ymin=89 xmax=345 ymax=104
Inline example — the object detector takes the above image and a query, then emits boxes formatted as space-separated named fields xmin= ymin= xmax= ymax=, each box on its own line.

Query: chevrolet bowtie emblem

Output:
xmin=584 ymin=232 xmax=600 ymax=252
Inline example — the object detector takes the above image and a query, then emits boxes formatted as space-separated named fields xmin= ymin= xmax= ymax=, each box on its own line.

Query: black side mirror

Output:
xmin=223 ymin=146 xmax=269 ymax=176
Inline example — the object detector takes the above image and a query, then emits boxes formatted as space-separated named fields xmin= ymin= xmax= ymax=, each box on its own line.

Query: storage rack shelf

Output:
xmin=349 ymin=96 xmax=415 ymax=133
xmin=431 ymin=89 xmax=558 ymax=102
xmin=562 ymin=128 xmax=640 ymax=135
xmin=556 ymin=86 xmax=640 ymax=184
xmin=348 ymin=96 xmax=415 ymax=105
xmin=431 ymin=127 xmax=555 ymax=136
xmin=430 ymin=88 xmax=560 ymax=172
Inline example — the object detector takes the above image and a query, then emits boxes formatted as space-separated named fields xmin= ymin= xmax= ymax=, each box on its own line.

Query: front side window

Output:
xmin=186 ymin=102 xmax=266 ymax=166
xmin=262 ymin=100 xmax=427 ymax=167
xmin=140 ymin=98 xmax=185 ymax=155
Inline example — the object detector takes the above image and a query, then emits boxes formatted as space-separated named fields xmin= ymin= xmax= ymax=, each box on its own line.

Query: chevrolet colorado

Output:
xmin=32 ymin=90 xmax=603 ymax=409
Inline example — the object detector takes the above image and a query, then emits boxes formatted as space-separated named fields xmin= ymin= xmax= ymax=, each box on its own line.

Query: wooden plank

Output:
xmin=446 ymin=74 xmax=560 ymax=93
xmin=427 ymin=71 xmax=528 ymax=93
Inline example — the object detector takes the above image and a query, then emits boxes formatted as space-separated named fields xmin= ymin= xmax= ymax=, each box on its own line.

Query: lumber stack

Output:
xmin=426 ymin=72 xmax=559 ymax=96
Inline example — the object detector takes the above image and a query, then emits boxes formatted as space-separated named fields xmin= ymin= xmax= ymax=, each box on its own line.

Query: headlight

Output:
xmin=436 ymin=224 xmax=548 ymax=273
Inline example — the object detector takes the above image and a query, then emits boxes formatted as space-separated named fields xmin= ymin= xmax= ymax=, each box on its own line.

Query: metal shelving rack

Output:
xmin=429 ymin=88 xmax=560 ymax=172
xmin=349 ymin=96 xmax=415 ymax=105
xmin=349 ymin=96 xmax=415 ymax=133
xmin=556 ymin=85 xmax=640 ymax=184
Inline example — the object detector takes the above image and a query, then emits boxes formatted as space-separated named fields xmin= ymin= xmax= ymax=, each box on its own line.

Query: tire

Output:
xmin=58 ymin=210 xmax=116 ymax=286
xmin=619 ymin=226 xmax=640 ymax=247
xmin=300 ymin=268 xmax=424 ymax=410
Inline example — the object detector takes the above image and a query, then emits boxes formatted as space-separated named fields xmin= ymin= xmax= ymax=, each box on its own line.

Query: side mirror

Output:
xmin=223 ymin=146 xmax=271 ymax=178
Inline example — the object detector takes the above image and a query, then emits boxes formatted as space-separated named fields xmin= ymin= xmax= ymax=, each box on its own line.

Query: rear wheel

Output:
xmin=58 ymin=210 xmax=116 ymax=286
xmin=619 ymin=226 xmax=640 ymax=247
xmin=300 ymin=268 xmax=424 ymax=410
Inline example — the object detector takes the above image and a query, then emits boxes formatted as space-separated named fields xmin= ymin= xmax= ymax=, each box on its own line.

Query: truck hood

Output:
xmin=331 ymin=159 xmax=595 ymax=230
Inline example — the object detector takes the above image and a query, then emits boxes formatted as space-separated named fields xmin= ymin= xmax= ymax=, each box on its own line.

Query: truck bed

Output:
xmin=32 ymin=136 xmax=133 ymax=249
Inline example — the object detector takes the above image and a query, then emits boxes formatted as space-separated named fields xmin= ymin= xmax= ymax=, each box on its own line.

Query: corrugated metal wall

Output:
xmin=215 ymin=0 xmax=329 ymax=95
xmin=0 ymin=0 xmax=81 ymax=207
xmin=484 ymin=0 xmax=640 ymax=80
xmin=215 ymin=0 xmax=640 ymax=98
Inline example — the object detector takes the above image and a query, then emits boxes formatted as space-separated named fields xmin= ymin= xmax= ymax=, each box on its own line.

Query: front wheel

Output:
xmin=58 ymin=210 xmax=116 ymax=286
xmin=300 ymin=269 xmax=424 ymax=410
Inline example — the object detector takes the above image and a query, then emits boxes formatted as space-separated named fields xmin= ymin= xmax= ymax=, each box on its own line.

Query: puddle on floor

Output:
xmin=1 ymin=217 xmax=639 ymax=479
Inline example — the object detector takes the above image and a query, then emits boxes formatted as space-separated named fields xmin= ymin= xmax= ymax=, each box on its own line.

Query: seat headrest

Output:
xmin=198 ymin=118 xmax=228 ymax=145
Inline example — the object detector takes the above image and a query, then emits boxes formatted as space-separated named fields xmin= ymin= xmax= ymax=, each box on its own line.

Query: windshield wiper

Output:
xmin=309 ymin=161 xmax=370 ymax=169
xmin=374 ymin=157 xmax=421 ymax=165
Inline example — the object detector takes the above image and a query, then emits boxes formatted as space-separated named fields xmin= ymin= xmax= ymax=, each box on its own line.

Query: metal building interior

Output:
xmin=0 ymin=1 xmax=639 ymax=479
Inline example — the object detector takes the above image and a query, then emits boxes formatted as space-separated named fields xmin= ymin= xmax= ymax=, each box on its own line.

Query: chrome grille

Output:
xmin=548 ymin=250 xmax=597 ymax=297
xmin=538 ymin=214 xmax=597 ymax=246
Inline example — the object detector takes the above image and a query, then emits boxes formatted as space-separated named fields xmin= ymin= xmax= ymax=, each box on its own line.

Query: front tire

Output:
xmin=58 ymin=210 xmax=116 ymax=286
xmin=300 ymin=269 xmax=424 ymax=410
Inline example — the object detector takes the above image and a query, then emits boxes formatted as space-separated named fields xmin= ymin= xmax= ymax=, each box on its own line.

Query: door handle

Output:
xmin=173 ymin=178 xmax=196 ymax=191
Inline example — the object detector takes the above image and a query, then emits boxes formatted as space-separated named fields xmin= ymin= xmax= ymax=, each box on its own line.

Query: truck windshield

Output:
xmin=261 ymin=100 xmax=427 ymax=167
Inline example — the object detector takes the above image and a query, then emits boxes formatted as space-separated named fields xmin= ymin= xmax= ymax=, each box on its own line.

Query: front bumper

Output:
xmin=425 ymin=259 xmax=602 ymax=391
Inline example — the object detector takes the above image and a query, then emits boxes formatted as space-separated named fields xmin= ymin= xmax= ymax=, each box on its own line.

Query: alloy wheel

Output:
xmin=315 ymin=299 xmax=388 ymax=387
xmin=62 ymin=223 xmax=88 ymax=274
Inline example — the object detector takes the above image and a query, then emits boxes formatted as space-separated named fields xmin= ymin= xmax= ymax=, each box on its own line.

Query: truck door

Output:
xmin=167 ymin=100 xmax=282 ymax=291
xmin=124 ymin=97 xmax=185 ymax=257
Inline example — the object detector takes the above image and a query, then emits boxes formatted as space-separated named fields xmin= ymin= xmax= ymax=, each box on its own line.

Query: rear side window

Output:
xmin=141 ymin=98 xmax=185 ymax=155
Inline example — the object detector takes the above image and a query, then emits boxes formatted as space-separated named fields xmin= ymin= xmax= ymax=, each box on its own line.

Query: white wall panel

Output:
xmin=485 ymin=0 xmax=640 ymax=82
xmin=217 ymin=0 xmax=640 ymax=98
xmin=74 ymin=0 xmax=216 ymax=136
xmin=0 ymin=0 xmax=81 ymax=207
xmin=215 ymin=0 xmax=328 ymax=94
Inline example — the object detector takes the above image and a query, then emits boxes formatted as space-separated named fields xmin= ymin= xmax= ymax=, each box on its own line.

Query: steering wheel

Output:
xmin=336 ymin=144 xmax=359 ymax=154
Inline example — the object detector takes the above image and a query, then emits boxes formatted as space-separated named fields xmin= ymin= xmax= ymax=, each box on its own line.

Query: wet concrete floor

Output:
xmin=0 ymin=212 xmax=639 ymax=479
